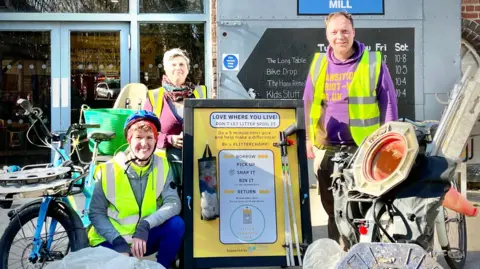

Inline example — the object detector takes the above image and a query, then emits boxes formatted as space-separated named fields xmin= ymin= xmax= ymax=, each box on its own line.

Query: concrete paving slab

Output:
xmin=0 ymin=190 xmax=479 ymax=269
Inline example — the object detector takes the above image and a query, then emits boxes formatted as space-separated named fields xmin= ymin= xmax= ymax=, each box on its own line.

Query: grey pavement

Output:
xmin=0 ymin=189 xmax=479 ymax=269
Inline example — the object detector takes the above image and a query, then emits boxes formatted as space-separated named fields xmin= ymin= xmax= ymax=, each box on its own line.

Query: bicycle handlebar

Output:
xmin=17 ymin=98 xmax=53 ymax=139
xmin=17 ymin=98 xmax=99 ymax=143
xmin=65 ymin=123 xmax=100 ymax=137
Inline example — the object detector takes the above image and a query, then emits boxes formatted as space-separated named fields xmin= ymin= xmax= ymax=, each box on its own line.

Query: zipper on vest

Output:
xmin=137 ymin=172 xmax=144 ymax=227
xmin=137 ymin=207 xmax=141 ymax=226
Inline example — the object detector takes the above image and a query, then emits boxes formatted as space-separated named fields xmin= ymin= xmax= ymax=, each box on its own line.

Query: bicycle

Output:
xmin=400 ymin=118 xmax=468 ymax=269
xmin=0 ymin=98 xmax=116 ymax=269
xmin=329 ymin=118 xmax=468 ymax=269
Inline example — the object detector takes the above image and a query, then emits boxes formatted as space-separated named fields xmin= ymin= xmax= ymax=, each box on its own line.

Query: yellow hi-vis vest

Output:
xmin=308 ymin=51 xmax=381 ymax=147
xmin=148 ymin=85 xmax=207 ymax=117
xmin=88 ymin=155 xmax=170 ymax=246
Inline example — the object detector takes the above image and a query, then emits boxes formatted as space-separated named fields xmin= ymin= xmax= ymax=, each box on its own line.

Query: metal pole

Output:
xmin=280 ymin=132 xmax=293 ymax=266
xmin=284 ymin=155 xmax=303 ymax=266
xmin=282 ymin=156 xmax=294 ymax=266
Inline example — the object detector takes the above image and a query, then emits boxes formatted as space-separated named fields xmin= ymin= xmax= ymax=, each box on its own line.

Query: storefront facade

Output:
xmin=0 ymin=0 xmax=213 ymax=166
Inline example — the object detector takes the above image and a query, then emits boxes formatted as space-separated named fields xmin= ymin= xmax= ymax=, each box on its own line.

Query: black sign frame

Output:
xmin=182 ymin=99 xmax=313 ymax=269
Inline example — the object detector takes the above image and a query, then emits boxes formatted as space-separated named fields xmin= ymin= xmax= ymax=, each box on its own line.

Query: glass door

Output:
xmin=0 ymin=23 xmax=60 ymax=167
xmin=60 ymin=23 xmax=130 ymax=129
xmin=0 ymin=23 xmax=129 ymax=166
xmin=60 ymin=23 xmax=130 ymax=160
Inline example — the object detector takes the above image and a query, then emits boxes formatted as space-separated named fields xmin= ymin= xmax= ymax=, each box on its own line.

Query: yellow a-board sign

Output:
xmin=182 ymin=99 xmax=312 ymax=269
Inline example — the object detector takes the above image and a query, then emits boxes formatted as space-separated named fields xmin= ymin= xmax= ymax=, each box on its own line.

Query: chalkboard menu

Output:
xmin=236 ymin=28 xmax=415 ymax=120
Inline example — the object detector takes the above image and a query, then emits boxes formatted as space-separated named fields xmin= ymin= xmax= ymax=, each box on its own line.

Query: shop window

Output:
xmin=69 ymin=31 xmax=122 ymax=162
xmin=0 ymin=31 xmax=51 ymax=166
xmin=139 ymin=23 xmax=205 ymax=89
xmin=0 ymin=0 xmax=128 ymax=13
xmin=139 ymin=0 xmax=203 ymax=14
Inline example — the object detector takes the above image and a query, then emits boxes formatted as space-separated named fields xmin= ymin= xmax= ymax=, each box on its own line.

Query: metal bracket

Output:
xmin=219 ymin=21 xmax=243 ymax=27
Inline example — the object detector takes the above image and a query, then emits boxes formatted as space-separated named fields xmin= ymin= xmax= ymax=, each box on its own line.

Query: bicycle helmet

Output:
xmin=124 ymin=110 xmax=161 ymax=139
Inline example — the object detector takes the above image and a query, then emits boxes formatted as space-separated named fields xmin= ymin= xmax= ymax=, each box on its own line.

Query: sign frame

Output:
xmin=182 ymin=99 xmax=313 ymax=269
xmin=297 ymin=0 xmax=385 ymax=16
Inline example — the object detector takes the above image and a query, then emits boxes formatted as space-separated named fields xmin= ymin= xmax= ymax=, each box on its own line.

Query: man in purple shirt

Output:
xmin=303 ymin=11 xmax=398 ymax=245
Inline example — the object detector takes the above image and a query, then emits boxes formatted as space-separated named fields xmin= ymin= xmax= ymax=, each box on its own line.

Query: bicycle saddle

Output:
xmin=88 ymin=131 xmax=116 ymax=142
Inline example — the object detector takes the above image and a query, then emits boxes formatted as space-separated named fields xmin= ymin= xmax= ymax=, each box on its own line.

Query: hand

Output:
xmin=306 ymin=140 xmax=315 ymax=159
xmin=130 ymin=238 xmax=147 ymax=258
xmin=132 ymin=219 xmax=150 ymax=254
xmin=121 ymin=252 xmax=130 ymax=257
xmin=172 ymin=134 xmax=183 ymax=149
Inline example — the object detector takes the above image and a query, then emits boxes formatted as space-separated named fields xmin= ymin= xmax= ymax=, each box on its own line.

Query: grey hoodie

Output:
xmin=88 ymin=153 xmax=181 ymax=244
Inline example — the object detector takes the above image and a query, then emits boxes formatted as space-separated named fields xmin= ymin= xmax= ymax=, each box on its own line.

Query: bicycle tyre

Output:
xmin=443 ymin=212 xmax=467 ymax=269
xmin=443 ymin=179 xmax=468 ymax=269
xmin=0 ymin=201 xmax=87 ymax=269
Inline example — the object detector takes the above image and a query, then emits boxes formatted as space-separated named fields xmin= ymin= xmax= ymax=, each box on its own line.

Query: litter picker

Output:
xmin=275 ymin=123 xmax=303 ymax=267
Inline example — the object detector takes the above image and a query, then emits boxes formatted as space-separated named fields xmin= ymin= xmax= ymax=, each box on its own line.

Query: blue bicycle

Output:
xmin=0 ymin=99 xmax=116 ymax=268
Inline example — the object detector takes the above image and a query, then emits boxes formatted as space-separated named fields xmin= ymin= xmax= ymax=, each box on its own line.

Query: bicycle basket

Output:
xmin=82 ymin=106 xmax=135 ymax=156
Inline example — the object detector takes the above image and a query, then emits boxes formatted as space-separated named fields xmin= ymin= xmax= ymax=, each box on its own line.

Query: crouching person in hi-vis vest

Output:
xmin=88 ymin=110 xmax=184 ymax=268
xmin=143 ymin=48 xmax=208 ymax=187
xmin=303 ymin=11 xmax=398 ymax=246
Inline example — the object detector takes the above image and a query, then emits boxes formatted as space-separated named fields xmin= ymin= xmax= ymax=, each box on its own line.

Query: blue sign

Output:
xmin=223 ymin=54 xmax=239 ymax=70
xmin=298 ymin=0 xmax=384 ymax=15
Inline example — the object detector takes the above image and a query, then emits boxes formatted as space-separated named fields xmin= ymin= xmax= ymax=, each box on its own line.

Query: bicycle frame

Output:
xmin=332 ymin=135 xmax=459 ymax=260
xmin=27 ymin=136 xmax=100 ymax=261
xmin=354 ymin=193 xmax=451 ymax=256
xmin=349 ymin=170 xmax=462 ymax=261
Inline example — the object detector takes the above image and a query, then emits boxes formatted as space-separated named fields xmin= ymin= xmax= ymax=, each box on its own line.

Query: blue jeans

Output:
xmin=99 ymin=216 xmax=185 ymax=268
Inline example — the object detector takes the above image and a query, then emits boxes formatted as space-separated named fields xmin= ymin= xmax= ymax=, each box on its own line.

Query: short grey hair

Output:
xmin=163 ymin=48 xmax=191 ymax=70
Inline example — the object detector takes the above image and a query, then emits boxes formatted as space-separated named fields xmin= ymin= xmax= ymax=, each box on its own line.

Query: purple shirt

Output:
xmin=303 ymin=40 xmax=398 ymax=145
xmin=143 ymin=95 xmax=183 ymax=149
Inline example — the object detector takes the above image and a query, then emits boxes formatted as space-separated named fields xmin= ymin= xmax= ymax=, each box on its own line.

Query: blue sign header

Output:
xmin=298 ymin=0 xmax=384 ymax=15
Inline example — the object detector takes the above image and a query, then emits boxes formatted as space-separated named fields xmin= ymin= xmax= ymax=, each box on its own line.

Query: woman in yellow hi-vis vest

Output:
xmin=88 ymin=110 xmax=184 ymax=268
xmin=143 ymin=48 xmax=208 ymax=186
xmin=303 ymin=12 xmax=398 ymax=246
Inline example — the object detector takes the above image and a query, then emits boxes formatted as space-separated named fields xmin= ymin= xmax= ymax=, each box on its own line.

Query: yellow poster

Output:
xmin=192 ymin=108 xmax=303 ymax=258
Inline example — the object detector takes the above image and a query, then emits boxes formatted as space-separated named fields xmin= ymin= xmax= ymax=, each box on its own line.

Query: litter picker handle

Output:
xmin=279 ymin=132 xmax=287 ymax=157
xmin=284 ymin=123 xmax=298 ymax=137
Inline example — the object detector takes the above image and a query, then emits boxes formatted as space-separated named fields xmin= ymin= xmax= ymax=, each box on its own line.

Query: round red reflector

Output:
xmin=359 ymin=225 xmax=368 ymax=235
xmin=364 ymin=133 xmax=407 ymax=182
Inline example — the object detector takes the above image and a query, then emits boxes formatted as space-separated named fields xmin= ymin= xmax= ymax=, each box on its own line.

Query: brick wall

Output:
xmin=463 ymin=0 xmax=480 ymax=23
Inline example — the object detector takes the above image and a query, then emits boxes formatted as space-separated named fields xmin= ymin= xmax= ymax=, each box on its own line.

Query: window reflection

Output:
xmin=0 ymin=31 xmax=51 ymax=166
xmin=70 ymin=32 xmax=120 ymax=124
xmin=140 ymin=0 xmax=203 ymax=14
xmin=70 ymin=31 xmax=121 ymax=162
xmin=139 ymin=23 xmax=205 ymax=89
xmin=0 ymin=0 xmax=128 ymax=13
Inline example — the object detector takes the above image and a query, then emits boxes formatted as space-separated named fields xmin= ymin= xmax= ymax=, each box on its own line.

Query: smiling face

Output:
xmin=164 ymin=55 xmax=189 ymax=86
xmin=326 ymin=14 xmax=355 ymax=57
xmin=127 ymin=122 xmax=157 ymax=161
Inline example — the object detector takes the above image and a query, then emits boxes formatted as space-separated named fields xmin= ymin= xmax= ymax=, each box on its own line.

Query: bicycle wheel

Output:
xmin=0 ymin=201 xmax=87 ymax=269
xmin=442 ymin=180 xmax=468 ymax=269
